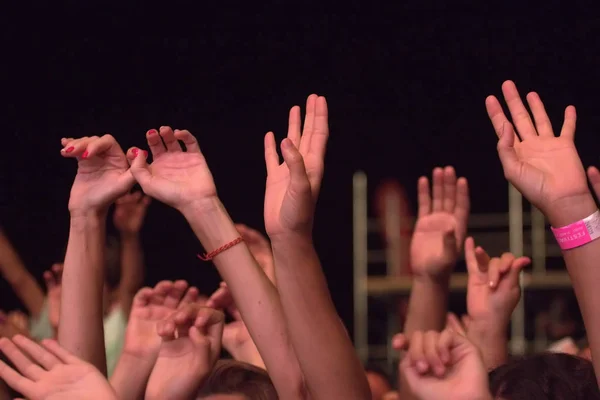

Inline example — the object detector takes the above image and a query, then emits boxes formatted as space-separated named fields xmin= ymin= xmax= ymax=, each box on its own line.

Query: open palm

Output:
xmin=264 ymin=95 xmax=329 ymax=237
xmin=410 ymin=167 xmax=470 ymax=278
xmin=486 ymin=81 xmax=589 ymax=214
xmin=62 ymin=135 xmax=135 ymax=213
xmin=129 ymin=127 xmax=217 ymax=212
xmin=0 ymin=336 xmax=116 ymax=400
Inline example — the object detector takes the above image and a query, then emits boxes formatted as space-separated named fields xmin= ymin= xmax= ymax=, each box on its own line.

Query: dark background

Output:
xmin=1 ymin=9 xmax=599 ymax=336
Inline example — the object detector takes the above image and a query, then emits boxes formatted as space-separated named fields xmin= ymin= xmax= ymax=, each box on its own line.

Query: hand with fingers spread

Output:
xmin=410 ymin=167 xmax=470 ymax=281
xmin=264 ymin=94 xmax=329 ymax=237
xmin=146 ymin=305 xmax=224 ymax=400
xmin=127 ymin=127 xmax=217 ymax=214
xmin=113 ymin=191 xmax=151 ymax=234
xmin=61 ymin=135 xmax=136 ymax=216
xmin=394 ymin=330 xmax=490 ymax=400
xmin=0 ymin=335 xmax=116 ymax=400
xmin=44 ymin=263 xmax=63 ymax=333
xmin=486 ymin=80 xmax=592 ymax=226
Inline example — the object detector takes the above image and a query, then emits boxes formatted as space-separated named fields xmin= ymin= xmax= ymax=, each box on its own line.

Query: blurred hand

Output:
xmin=146 ymin=305 xmax=224 ymax=400
xmin=486 ymin=80 xmax=590 ymax=222
xmin=113 ymin=191 xmax=151 ymax=234
xmin=61 ymin=135 xmax=136 ymax=216
xmin=44 ymin=263 xmax=63 ymax=332
xmin=464 ymin=237 xmax=530 ymax=327
xmin=128 ymin=127 xmax=218 ymax=214
xmin=0 ymin=311 xmax=28 ymax=339
xmin=0 ymin=335 xmax=117 ymax=400
xmin=394 ymin=329 xmax=490 ymax=400
xmin=410 ymin=167 xmax=469 ymax=281
xmin=264 ymin=95 xmax=329 ymax=238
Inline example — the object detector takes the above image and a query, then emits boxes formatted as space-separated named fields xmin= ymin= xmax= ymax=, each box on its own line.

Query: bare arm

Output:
xmin=0 ymin=230 xmax=45 ymax=317
xmin=117 ymin=233 xmax=144 ymax=317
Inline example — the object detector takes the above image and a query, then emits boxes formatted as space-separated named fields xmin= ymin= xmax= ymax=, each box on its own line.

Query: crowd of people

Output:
xmin=1 ymin=81 xmax=600 ymax=399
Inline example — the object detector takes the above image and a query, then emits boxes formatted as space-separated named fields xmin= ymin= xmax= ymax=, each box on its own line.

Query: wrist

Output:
xmin=412 ymin=272 xmax=451 ymax=287
xmin=546 ymin=193 xmax=597 ymax=228
xmin=69 ymin=210 xmax=106 ymax=229
xmin=178 ymin=196 xmax=222 ymax=219
xmin=119 ymin=231 xmax=140 ymax=241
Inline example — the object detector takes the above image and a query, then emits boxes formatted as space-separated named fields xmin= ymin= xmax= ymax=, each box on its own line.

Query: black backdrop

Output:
xmin=2 ymin=7 xmax=599 ymax=336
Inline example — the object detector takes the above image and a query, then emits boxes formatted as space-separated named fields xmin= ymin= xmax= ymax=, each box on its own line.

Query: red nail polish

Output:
xmin=82 ymin=151 xmax=89 ymax=159
xmin=143 ymin=150 xmax=148 ymax=157
xmin=132 ymin=148 xmax=139 ymax=157
xmin=147 ymin=129 xmax=157 ymax=135
xmin=65 ymin=146 xmax=74 ymax=153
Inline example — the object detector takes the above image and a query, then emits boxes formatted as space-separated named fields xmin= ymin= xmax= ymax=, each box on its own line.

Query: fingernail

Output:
xmin=143 ymin=150 xmax=148 ymax=158
xmin=282 ymin=139 xmax=291 ymax=148
xmin=489 ymin=281 xmax=495 ymax=288
xmin=82 ymin=151 xmax=89 ymax=159
xmin=132 ymin=148 xmax=139 ymax=157
xmin=65 ymin=146 xmax=74 ymax=153
xmin=416 ymin=361 xmax=428 ymax=373
xmin=147 ymin=129 xmax=157 ymax=135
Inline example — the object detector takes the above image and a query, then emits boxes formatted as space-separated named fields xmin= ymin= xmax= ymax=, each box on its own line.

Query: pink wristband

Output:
xmin=551 ymin=210 xmax=600 ymax=250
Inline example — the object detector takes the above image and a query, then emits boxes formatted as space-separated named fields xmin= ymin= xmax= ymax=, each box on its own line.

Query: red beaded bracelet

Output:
xmin=197 ymin=237 xmax=244 ymax=261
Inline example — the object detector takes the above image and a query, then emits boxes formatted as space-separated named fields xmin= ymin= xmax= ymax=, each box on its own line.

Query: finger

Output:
xmin=488 ymin=257 xmax=501 ymax=289
xmin=194 ymin=308 xmax=225 ymax=337
xmin=159 ymin=126 xmax=181 ymax=152
xmin=127 ymin=147 xmax=153 ymax=188
xmin=280 ymin=139 xmax=312 ymax=200
xmin=287 ymin=106 xmax=302 ymax=149
xmin=179 ymin=287 xmax=200 ymax=307
xmin=408 ymin=331 xmax=428 ymax=373
xmin=417 ymin=177 xmax=431 ymax=218
xmin=446 ymin=313 xmax=466 ymax=336
xmin=142 ymin=195 xmax=152 ymax=206
xmin=84 ymin=134 xmax=126 ymax=160
xmin=235 ymin=224 xmax=270 ymax=247
xmin=437 ymin=329 xmax=454 ymax=364
xmin=474 ymin=246 xmax=491 ymax=270
xmin=173 ymin=305 xmax=197 ymax=326
xmin=431 ymin=167 xmax=444 ymax=212
xmin=442 ymin=166 xmax=457 ymax=212
xmin=299 ymin=94 xmax=318 ymax=155
xmin=60 ymin=137 xmax=93 ymax=158
xmin=132 ymin=287 xmax=153 ymax=307
xmin=464 ymin=237 xmax=479 ymax=275
xmin=526 ymin=92 xmax=554 ymax=137
xmin=151 ymin=281 xmax=173 ymax=305
xmin=51 ymin=263 xmax=63 ymax=275
xmin=506 ymin=257 xmax=530 ymax=288
xmin=424 ymin=331 xmax=445 ymax=376
xmin=156 ymin=318 xmax=177 ymax=339
xmin=146 ymin=128 xmax=166 ymax=159
xmin=60 ymin=137 xmax=74 ymax=146
xmin=174 ymin=129 xmax=201 ymax=153
xmin=496 ymin=121 xmax=521 ymax=179
xmin=454 ymin=177 xmax=470 ymax=242
xmin=308 ymin=96 xmax=329 ymax=159
xmin=498 ymin=252 xmax=516 ymax=276
xmin=264 ymin=132 xmax=280 ymax=175
xmin=559 ymin=105 xmax=577 ymax=140
xmin=587 ymin=166 xmax=600 ymax=199
xmin=501 ymin=80 xmax=537 ymax=139
xmin=207 ymin=286 xmax=233 ymax=310
xmin=0 ymin=338 xmax=44 ymax=380
xmin=164 ymin=280 xmax=189 ymax=309
xmin=12 ymin=335 xmax=60 ymax=370
xmin=391 ymin=333 xmax=408 ymax=351
xmin=0 ymin=359 xmax=31 ymax=397
xmin=43 ymin=271 xmax=56 ymax=290
xmin=461 ymin=314 xmax=472 ymax=330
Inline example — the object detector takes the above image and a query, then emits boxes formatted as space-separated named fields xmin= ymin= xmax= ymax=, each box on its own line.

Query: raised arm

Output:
xmin=486 ymin=80 xmax=600 ymax=383
xmin=263 ymin=95 xmax=370 ymax=399
xmin=0 ymin=230 xmax=45 ymax=317
xmin=128 ymin=126 xmax=306 ymax=399
xmin=112 ymin=191 xmax=150 ymax=317
xmin=58 ymin=135 xmax=136 ymax=374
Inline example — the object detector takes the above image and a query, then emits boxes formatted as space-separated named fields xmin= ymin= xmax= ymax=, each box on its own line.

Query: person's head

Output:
xmin=489 ymin=352 xmax=600 ymax=399
xmin=365 ymin=365 xmax=393 ymax=400
xmin=197 ymin=359 xmax=277 ymax=400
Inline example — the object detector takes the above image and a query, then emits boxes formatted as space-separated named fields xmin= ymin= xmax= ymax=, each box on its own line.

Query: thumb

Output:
xmin=587 ymin=166 xmax=600 ymax=199
xmin=496 ymin=122 xmax=520 ymax=179
xmin=280 ymin=138 xmax=311 ymax=198
xmin=127 ymin=147 xmax=152 ymax=187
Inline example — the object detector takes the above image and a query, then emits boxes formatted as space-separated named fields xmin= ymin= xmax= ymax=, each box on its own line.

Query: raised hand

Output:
xmin=486 ymin=81 xmax=590 ymax=223
xmin=122 ymin=280 xmax=191 ymax=359
xmin=394 ymin=330 xmax=490 ymax=400
xmin=0 ymin=335 xmax=117 ymax=400
xmin=410 ymin=167 xmax=470 ymax=280
xmin=464 ymin=237 xmax=530 ymax=327
xmin=264 ymin=95 xmax=329 ymax=238
xmin=61 ymin=135 xmax=136 ymax=215
xmin=113 ymin=191 xmax=151 ymax=234
xmin=128 ymin=127 xmax=217 ymax=213
xmin=146 ymin=305 xmax=224 ymax=400
xmin=44 ymin=263 xmax=63 ymax=332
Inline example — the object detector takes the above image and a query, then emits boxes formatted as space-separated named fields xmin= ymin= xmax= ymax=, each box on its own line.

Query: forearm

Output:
xmin=467 ymin=321 xmax=508 ymax=370
xmin=58 ymin=212 xmax=107 ymax=375
xmin=110 ymin=354 xmax=154 ymax=400
xmin=404 ymin=277 xmax=450 ymax=336
xmin=271 ymin=233 xmax=371 ymax=400
xmin=182 ymin=199 xmax=305 ymax=399
xmin=118 ymin=233 xmax=144 ymax=316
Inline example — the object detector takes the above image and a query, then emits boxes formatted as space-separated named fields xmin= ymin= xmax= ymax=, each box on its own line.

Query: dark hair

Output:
xmin=489 ymin=352 xmax=600 ymax=399
xmin=197 ymin=359 xmax=278 ymax=400
xmin=104 ymin=236 xmax=121 ymax=290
